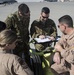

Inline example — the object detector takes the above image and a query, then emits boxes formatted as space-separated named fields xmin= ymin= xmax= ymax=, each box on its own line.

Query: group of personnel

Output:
xmin=0 ymin=3 xmax=74 ymax=75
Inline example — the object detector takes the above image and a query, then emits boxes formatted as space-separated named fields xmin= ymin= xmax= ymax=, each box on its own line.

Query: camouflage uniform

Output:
xmin=30 ymin=18 xmax=57 ymax=75
xmin=30 ymin=18 xmax=57 ymax=51
xmin=5 ymin=11 xmax=30 ymax=67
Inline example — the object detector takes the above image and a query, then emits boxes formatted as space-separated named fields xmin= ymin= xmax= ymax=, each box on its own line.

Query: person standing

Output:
xmin=30 ymin=7 xmax=57 ymax=51
xmin=30 ymin=7 xmax=57 ymax=75
xmin=51 ymin=15 xmax=74 ymax=75
xmin=5 ymin=3 xmax=30 ymax=67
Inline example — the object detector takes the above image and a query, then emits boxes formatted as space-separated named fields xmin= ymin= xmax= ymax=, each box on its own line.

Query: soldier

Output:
xmin=30 ymin=7 xmax=57 ymax=51
xmin=5 ymin=3 xmax=30 ymax=68
xmin=0 ymin=29 xmax=33 ymax=75
xmin=30 ymin=7 xmax=57 ymax=75
xmin=51 ymin=15 xmax=74 ymax=75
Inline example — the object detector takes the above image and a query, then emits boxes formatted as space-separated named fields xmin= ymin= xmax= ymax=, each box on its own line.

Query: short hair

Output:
xmin=18 ymin=3 xmax=30 ymax=15
xmin=0 ymin=29 xmax=17 ymax=47
xmin=0 ymin=21 xmax=6 ymax=32
xmin=41 ymin=7 xmax=50 ymax=14
xmin=58 ymin=15 xmax=73 ymax=27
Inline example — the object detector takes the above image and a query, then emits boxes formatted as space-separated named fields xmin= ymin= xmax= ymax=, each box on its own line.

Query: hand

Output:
xmin=49 ymin=36 xmax=55 ymax=41
xmin=53 ymin=52 xmax=61 ymax=64
xmin=39 ymin=35 xmax=45 ymax=39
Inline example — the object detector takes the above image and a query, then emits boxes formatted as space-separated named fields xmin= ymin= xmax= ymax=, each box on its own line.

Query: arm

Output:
xmin=30 ymin=20 xmax=40 ymax=38
xmin=55 ymin=43 xmax=64 ymax=53
xmin=5 ymin=14 xmax=14 ymax=29
xmin=54 ymin=35 xmax=68 ymax=54
xmin=13 ymin=56 xmax=33 ymax=75
xmin=53 ymin=43 xmax=62 ymax=64
xmin=45 ymin=19 xmax=57 ymax=40
xmin=53 ymin=37 xmax=64 ymax=64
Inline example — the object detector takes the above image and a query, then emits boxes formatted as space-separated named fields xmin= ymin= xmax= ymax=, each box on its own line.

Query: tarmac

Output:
xmin=0 ymin=2 xmax=74 ymax=48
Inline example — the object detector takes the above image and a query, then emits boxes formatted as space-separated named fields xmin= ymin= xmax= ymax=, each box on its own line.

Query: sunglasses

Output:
xmin=42 ymin=16 xmax=48 ymax=19
xmin=58 ymin=24 xmax=65 ymax=28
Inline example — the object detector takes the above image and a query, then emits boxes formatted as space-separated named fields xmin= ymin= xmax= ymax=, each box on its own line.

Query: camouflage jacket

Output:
xmin=5 ymin=11 xmax=30 ymax=44
xmin=30 ymin=18 xmax=57 ymax=39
